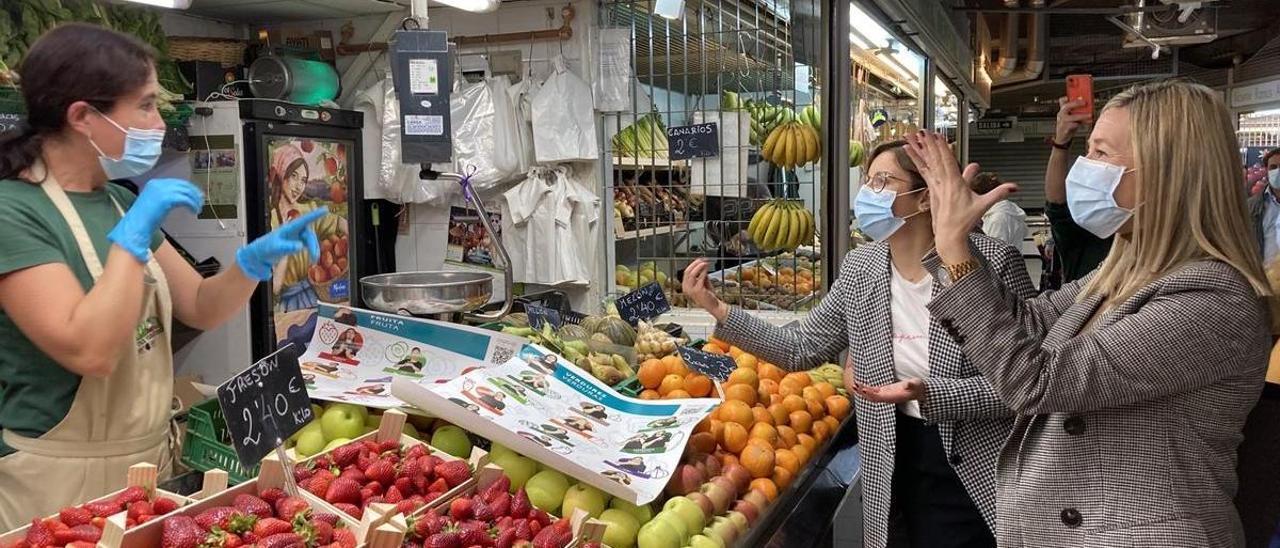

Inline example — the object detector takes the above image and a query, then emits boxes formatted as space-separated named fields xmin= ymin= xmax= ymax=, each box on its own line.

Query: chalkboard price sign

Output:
xmin=667 ymin=123 xmax=719 ymax=161
xmin=526 ymin=305 xmax=563 ymax=330
xmin=217 ymin=344 xmax=314 ymax=468
xmin=616 ymin=282 xmax=672 ymax=326
xmin=677 ymin=346 xmax=736 ymax=382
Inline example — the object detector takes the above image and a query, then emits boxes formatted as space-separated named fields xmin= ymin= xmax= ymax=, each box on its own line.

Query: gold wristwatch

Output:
xmin=940 ymin=259 xmax=980 ymax=287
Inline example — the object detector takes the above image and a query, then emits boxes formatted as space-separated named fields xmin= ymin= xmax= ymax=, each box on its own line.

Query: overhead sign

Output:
xmin=974 ymin=120 xmax=1013 ymax=130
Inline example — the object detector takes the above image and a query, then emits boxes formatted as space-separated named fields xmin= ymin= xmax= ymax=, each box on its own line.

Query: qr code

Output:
xmin=489 ymin=345 xmax=515 ymax=365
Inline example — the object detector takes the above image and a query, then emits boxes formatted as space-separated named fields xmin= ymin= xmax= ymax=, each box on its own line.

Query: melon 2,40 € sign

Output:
xmin=616 ymin=282 xmax=672 ymax=326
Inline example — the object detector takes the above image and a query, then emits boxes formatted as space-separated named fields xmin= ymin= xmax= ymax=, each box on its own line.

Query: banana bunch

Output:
xmin=612 ymin=113 xmax=669 ymax=159
xmin=720 ymin=91 xmax=745 ymax=111
xmin=747 ymin=200 xmax=816 ymax=252
xmin=762 ymin=122 xmax=822 ymax=169
xmin=746 ymin=101 xmax=794 ymax=146
xmin=808 ymin=363 xmax=848 ymax=395
xmin=849 ymin=140 xmax=866 ymax=168
xmin=798 ymin=104 xmax=821 ymax=133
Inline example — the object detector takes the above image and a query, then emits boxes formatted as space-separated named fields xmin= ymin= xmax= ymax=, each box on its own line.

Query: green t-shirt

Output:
xmin=0 ymin=179 xmax=163 ymax=456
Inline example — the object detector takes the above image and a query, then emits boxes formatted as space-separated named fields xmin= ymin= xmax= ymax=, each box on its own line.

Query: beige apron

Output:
xmin=0 ymin=177 xmax=174 ymax=530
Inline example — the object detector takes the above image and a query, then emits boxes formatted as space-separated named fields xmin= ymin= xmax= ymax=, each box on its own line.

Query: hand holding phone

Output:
xmin=1066 ymin=74 xmax=1094 ymax=119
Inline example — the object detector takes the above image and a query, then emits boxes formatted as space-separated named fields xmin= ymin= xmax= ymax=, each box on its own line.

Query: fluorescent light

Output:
xmin=652 ymin=0 xmax=683 ymax=19
xmin=119 ymin=0 xmax=191 ymax=8
xmin=433 ymin=0 xmax=501 ymax=13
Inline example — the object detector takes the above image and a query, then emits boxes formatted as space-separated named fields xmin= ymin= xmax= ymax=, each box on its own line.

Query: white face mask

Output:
xmin=1269 ymin=168 xmax=1280 ymax=190
xmin=1065 ymin=156 xmax=1135 ymax=239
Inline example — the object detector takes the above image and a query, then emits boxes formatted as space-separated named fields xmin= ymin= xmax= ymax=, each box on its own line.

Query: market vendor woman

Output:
xmin=0 ymin=24 xmax=329 ymax=527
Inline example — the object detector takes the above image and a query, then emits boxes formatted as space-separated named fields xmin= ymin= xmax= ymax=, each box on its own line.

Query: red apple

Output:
xmin=685 ymin=492 xmax=716 ymax=519
xmin=666 ymin=463 xmax=706 ymax=497
xmin=701 ymin=453 xmax=722 ymax=478
xmin=699 ymin=480 xmax=733 ymax=516
xmin=732 ymin=500 xmax=759 ymax=524
xmin=693 ymin=459 xmax=708 ymax=479
xmin=743 ymin=489 xmax=770 ymax=512
xmin=722 ymin=463 xmax=752 ymax=493
xmin=709 ymin=475 xmax=738 ymax=501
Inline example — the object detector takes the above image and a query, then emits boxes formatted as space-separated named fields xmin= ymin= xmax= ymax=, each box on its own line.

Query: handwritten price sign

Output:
xmin=616 ymin=282 xmax=672 ymax=326
xmin=217 ymin=344 xmax=314 ymax=467
xmin=666 ymin=123 xmax=719 ymax=161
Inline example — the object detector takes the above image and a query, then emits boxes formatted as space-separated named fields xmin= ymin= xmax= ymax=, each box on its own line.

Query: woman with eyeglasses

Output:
xmin=682 ymin=140 xmax=1035 ymax=548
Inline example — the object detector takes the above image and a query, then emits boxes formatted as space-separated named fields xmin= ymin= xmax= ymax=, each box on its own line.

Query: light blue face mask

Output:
xmin=854 ymin=184 xmax=924 ymax=241
xmin=1269 ymin=168 xmax=1280 ymax=190
xmin=1065 ymin=156 xmax=1135 ymax=239
xmin=89 ymin=110 xmax=165 ymax=180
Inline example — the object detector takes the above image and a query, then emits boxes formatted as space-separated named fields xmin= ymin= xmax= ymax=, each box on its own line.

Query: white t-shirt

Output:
xmin=981 ymin=200 xmax=1029 ymax=248
xmin=889 ymin=264 xmax=933 ymax=419
xmin=500 ymin=166 xmax=598 ymax=285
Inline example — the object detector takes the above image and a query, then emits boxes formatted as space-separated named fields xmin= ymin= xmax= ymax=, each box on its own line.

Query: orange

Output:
xmin=685 ymin=374 xmax=713 ymax=398
xmin=814 ymin=382 xmax=837 ymax=399
xmin=665 ymin=389 xmax=691 ymax=399
xmin=749 ymin=479 xmax=779 ymax=502
xmin=694 ymin=417 xmax=712 ymax=434
xmin=658 ymin=374 xmax=685 ymax=396
xmin=726 ymin=368 xmax=759 ymax=390
xmin=789 ymin=410 xmax=813 ymax=434
xmin=757 ymin=363 xmax=785 ymax=383
xmin=775 ymin=448 xmax=800 ymax=474
xmin=719 ymin=400 xmax=754 ymax=428
xmin=796 ymin=433 xmax=818 ymax=453
xmin=825 ymin=395 xmax=851 ymax=420
xmin=689 ymin=432 xmax=717 ymax=455
xmin=772 ymin=466 xmax=794 ymax=490
xmin=663 ymin=354 xmax=690 ymax=377
xmin=728 ymin=346 xmax=745 ymax=359
xmin=758 ymin=379 xmax=779 ymax=402
xmin=639 ymin=389 xmax=661 ymax=400
xmin=776 ymin=425 xmax=798 ymax=449
xmin=790 ymin=443 xmax=811 ymax=465
xmin=725 ymin=384 xmax=758 ymax=406
xmin=768 ymin=394 xmax=784 ymax=407
xmin=802 ymin=386 xmax=822 ymax=402
xmin=784 ymin=372 xmax=813 ymax=388
xmin=734 ymin=353 xmax=758 ymax=370
xmin=822 ymin=415 xmax=841 ymax=433
xmin=782 ymin=395 xmax=807 ymax=414
xmin=767 ymin=404 xmax=790 ymax=426
xmin=721 ymin=422 xmax=749 ymax=453
xmin=638 ymin=359 xmax=666 ymax=389
xmin=702 ymin=344 xmax=726 ymax=355
xmin=805 ymin=397 xmax=827 ymax=420
xmin=739 ymin=442 xmax=775 ymax=478
xmin=708 ymin=336 xmax=731 ymax=352
xmin=709 ymin=420 xmax=725 ymax=443
xmin=719 ymin=452 xmax=740 ymax=469
xmin=751 ymin=406 xmax=773 ymax=426
xmin=778 ymin=380 xmax=804 ymax=398
xmin=749 ymin=422 xmax=779 ymax=447
xmin=811 ymin=419 xmax=831 ymax=442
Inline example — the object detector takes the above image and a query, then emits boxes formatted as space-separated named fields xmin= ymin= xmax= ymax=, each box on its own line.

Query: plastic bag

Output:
xmin=506 ymin=78 xmax=537 ymax=174
xmin=450 ymin=77 xmax=522 ymax=191
xmin=594 ymin=28 xmax=632 ymax=112
xmin=379 ymin=77 xmax=453 ymax=204
xmin=531 ymin=56 xmax=599 ymax=163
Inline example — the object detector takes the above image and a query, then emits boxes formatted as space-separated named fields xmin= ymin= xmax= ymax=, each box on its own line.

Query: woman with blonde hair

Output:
xmin=899 ymin=80 xmax=1272 ymax=546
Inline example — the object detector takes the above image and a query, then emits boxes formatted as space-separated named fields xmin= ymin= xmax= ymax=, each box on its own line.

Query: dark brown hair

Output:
xmin=971 ymin=172 xmax=1002 ymax=194
xmin=1264 ymin=148 xmax=1280 ymax=167
xmin=0 ymin=23 xmax=156 ymax=180
xmin=863 ymin=140 xmax=927 ymax=190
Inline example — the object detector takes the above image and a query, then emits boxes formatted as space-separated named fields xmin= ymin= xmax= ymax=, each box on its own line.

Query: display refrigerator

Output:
xmin=166 ymin=99 xmax=372 ymax=383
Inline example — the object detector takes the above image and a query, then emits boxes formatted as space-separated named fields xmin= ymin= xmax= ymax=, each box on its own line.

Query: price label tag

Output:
xmin=526 ymin=305 xmax=563 ymax=330
xmin=616 ymin=282 xmax=672 ymax=326
xmin=677 ymin=346 xmax=737 ymax=382
xmin=667 ymin=123 xmax=719 ymax=161
xmin=217 ymin=345 xmax=314 ymax=468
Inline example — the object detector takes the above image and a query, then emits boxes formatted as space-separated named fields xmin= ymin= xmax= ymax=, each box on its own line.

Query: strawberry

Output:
xmin=364 ymin=480 xmax=384 ymax=496
xmin=495 ymin=528 xmax=517 ymax=548
xmin=311 ymin=513 xmax=340 ymax=527
xmin=314 ymin=456 xmax=334 ymax=469
xmin=333 ymin=503 xmax=362 ymax=519
xmin=378 ymin=439 xmax=400 ymax=453
xmin=67 ymin=542 xmax=96 ymax=548
xmin=332 ymin=528 xmax=357 ymax=548
xmin=293 ymin=466 xmax=314 ymax=483
xmin=449 ymin=498 xmax=474 ymax=521
xmin=324 ymin=478 xmax=362 ymax=505
xmin=260 ymin=488 xmax=287 ymax=506
xmin=396 ymin=499 xmax=419 ymax=515
xmin=528 ymin=520 xmax=541 ymax=537
xmin=161 ymin=516 xmax=203 ymax=548
xmin=360 ymin=489 xmax=376 ymax=502
xmin=385 ymin=486 xmax=405 ymax=504
xmin=233 ymin=494 xmax=273 ymax=519
xmin=529 ymin=509 xmax=552 ymax=527
xmin=24 ymin=518 xmax=56 ymax=547
xmin=406 ymin=444 xmax=428 ymax=460
xmin=154 ymin=497 xmax=181 ymax=515
xmin=302 ymin=473 xmax=334 ymax=499
xmin=338 ymin=467 xmax=367 ymax=485
xmin=85 ymin=499 xmax=123 ymax=518
xmin=127 ymin=500 xmax=154 ymax=520
xmin=434 ymin=460 xmax=471 ymax=488
xmin=471 ymin=496 xmax=494 ymax=522
xmin=91 ymin=517 xmax=106 ymax=529
xmin=510 ymin=490 xmax=532 ymax=519
xmin=489 ymin=492 xmax=511 ymax=518
xmin=530 ymin=519 xmax=571 ymax=548
xmin=310 ymin=520 xmax=335 ymax=544
xmin=115 ymin=485 xmax=149 ymax=506
xmin=59 ymin=507 xmax=93 ymax=527
xmin=395 ymin=477 xmax=415 ymax=496
xmin=195 ymin=507 xmax=239 ymax=531
xmin=330 ymin=443 xmax=362 ymax=467
xmin=512 ymin=520 xmax=532 ymax=541
xmin=481 ymin=476 xmax=511 ymax=503
xmin=425 ymin=529 xmax=462 ymax=548
xmin=428 ymin=477 xmax=450 ymax=496
xmin=364 ymin=460 xmax=396 ymax=485
xmin=65 ymin=525 xmax=101 ymax=543
xmin=202 ymin=529 xmax=243 ymax=548
xmin=252 ymin=518 xmax=293 ymax=539
xmin=54 ymin=527 xmax=81 ymax=545
xmin=275 ymin=497 xmax=311 ymax=522
xmin=580 ymin=543 xmax=602 ymax=548
xmin=256 ymin=532 xmax=304 ymax=548
xmin=400 ymin=456 xmax=425 ymax=480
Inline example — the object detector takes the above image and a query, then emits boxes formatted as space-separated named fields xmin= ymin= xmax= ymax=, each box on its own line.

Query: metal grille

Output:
xmin=968 ymin=135 xmax=1086 ymax=212
xmin=1236 ymin=34 xmax=1280 ymax=85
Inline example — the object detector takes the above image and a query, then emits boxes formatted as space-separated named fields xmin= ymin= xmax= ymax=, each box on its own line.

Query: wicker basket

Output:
xmin=167 ymin=36 xmax=248 ymax=67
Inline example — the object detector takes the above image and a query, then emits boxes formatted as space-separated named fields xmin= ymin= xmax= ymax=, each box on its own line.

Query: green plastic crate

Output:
xmin=615 ymin=376 xmax=643 ymax=397
xmin=181 ymin=399 xmax=259 ymax=484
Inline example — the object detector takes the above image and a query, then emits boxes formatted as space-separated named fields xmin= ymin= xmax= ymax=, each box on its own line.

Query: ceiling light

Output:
xmin=652 ymin=0 xmax=684 ymax=19
xmin=118 ymin=0 xmax=191 ymax=8
xmin=433 ymin=0 xmax=501 ymax=13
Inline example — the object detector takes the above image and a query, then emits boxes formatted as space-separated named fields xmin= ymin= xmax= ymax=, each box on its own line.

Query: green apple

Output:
xmin=610 ymin=499 xmax=655 ymax=524
xmin=652 ymin=510 xmax=687 ymax=541
xmin=561 ymin=483 xmax=609 ymax=519
xmin=322 ymin=437 xmax=351 ymax=452
xmin=598 ymin=509 xmax=641 ymax=548
xmin=365 ymin=413 xmax=382 ymax=428
xmin=493 ymin=454 xmax=539 ymax=491
xmin=363 ymin=425 xmax=377 ymax=435
xmin=725 ymin=511 xmax=749 ymax=534
xmin=309 ymin=404 xmax=323 ymax=423
xmin=662 ymin=497 xmax=706 ymax=537
xmin=689 ymin=534 xmax=725 ymax=548
xmin=295 ymin=429 xmax=327 ymax=457
xmin=636 ymin=518 xmax=682 ymax=548
xmin=402 ymin=422 xmax=420 ymax=439
xmin=525 ymin=469 xmax=571 ymax=513
xmin=431 ymin=425 xmax=473 ymax=458
xmin=488 ymin=442 xmax=517 ymax=462
xmin=321 ymin=404 xmax=366 ymax=441
xmin=290 ymin=419 xmax=321 ymax=443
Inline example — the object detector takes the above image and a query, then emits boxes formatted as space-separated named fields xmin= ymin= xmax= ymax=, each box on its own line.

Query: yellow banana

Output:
xmin=760 ymin=204 xmax=783 ymax=250
xmin=789 ymin=125 xmax=801 ymax=168
xmin=775 ymin=125 xmax=790 ymax=168
xmin=803 ymin=210 xmax=816 ymax=246
xmin=752 ymin=202 xmax=776 ymax=245
xmin=788 ymin=206 xmax=804 ymax=249
xmin=747 ymin=202 xmax=768 ymax=241
xmin=763 ymin=126 xmax=782 ymax=163
xmin=775 ymin=203 xmax=793 ymax=250
xmin=803 ymin=126 xmax=820 ymax=165
xmin=780 ymin=205 xmax=796 ymax=250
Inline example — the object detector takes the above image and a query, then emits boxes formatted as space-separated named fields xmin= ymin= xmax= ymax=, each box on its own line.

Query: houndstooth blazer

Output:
xmin=715 ymin=234 xmax=1036 ymax=548
xmin=925 ymin=256 xmax=1270 ymax=548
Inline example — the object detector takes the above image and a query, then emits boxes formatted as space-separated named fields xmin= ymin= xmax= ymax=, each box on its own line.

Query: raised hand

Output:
xmin=236 ymin=207 xmax=328 ymax=281
xmin=853 ymin=378 xmax=925 ymax=404
xmin=1055 ymin=97 xmax=1092 ymax=144
xmin=903 ymin=131 xmax=1017 ymax=263
xmin=108 ymin=178 xmax=204 ymax=263
xmin=680 ymin=258 xmax=729 ymax=321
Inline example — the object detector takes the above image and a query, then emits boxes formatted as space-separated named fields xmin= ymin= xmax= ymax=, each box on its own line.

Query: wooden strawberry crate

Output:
xmin=0 ymin=463 xmax=214 ymax=548
xmin=287 ymin=409 xmax=489 ymax=526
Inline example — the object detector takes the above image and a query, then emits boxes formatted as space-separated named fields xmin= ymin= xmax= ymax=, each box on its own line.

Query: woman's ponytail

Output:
xmin=0 ymin=122 xmax=44 ymax=180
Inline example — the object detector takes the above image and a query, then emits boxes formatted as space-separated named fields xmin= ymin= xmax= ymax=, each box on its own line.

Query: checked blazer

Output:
xmin=715 ymin=233 xmax=1036 ymax=548
xmin=925 ymin=256 xmax=1270 ymax=548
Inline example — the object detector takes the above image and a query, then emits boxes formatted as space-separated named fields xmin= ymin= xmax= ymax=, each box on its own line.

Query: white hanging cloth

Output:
xmin=530 ymin=56 xmax=599 ymax=163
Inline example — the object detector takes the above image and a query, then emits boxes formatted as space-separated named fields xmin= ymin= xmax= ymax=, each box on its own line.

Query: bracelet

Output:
xmin=1046 ymin=136 xmax=1072 ymax=150
xmin=942 ymin=259 xmax=981 ymax=285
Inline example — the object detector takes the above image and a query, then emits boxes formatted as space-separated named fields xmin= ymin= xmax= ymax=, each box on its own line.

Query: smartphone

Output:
xmin=1066 ymin=74 xmax=1094 ymax=119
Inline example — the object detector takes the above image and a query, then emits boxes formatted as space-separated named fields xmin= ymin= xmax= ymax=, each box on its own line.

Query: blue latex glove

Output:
xmin=108 ymin=178 xmax=204 ymax=263
xmin=235 ymin=207 xmax=328 ymax=281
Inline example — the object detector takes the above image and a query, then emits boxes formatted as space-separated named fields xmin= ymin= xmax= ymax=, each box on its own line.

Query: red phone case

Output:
xmin=1066 ymin=75 xmax=1094 ymax=119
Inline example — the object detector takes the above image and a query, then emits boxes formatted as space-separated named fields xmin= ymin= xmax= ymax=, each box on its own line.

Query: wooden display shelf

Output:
xmin=612 ymin=155 xmax=689 ymax=169
xmin=615 ymin=221 xmax=704 ymax=241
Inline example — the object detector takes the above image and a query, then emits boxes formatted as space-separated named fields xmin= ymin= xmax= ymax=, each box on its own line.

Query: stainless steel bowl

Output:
xmin=360 ymin=271 xmax=494 ymax=316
